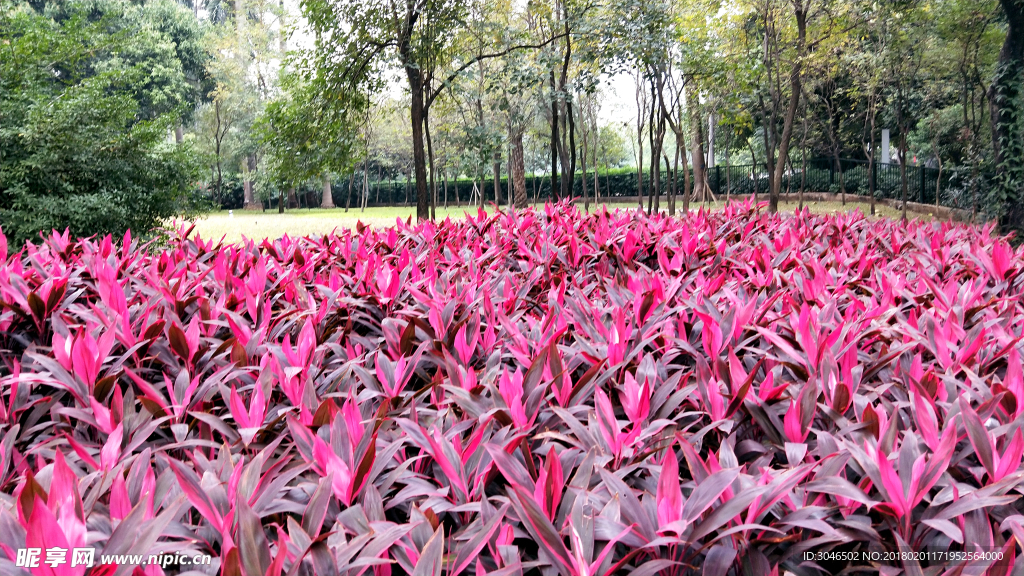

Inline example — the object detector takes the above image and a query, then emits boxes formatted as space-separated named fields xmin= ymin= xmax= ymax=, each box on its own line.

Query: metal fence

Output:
xmin=703 ymin=158 xmax=989 ymax=213
xmin=230 ymin=158 xmax=989 ymax=216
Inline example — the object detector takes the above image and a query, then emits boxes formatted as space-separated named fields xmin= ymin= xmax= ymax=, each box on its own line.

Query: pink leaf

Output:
xmin=996 ymin=429 xmax=1024 ymax=482
xmin=313 ymin=435 xmax=354 ymax=506
xmin=871 ymin=443 xmax=908 ymax=517
xmin=100 ymin=423 xmax=123 ymax=472
xmin=110 ymin=475 xmax=132 ymax=521
xmin=657 ymin=443 xmax=683 ymax=529
xmin=533 ymin=447 xmax=563 ymax=521
xmin=595 ymin=387 xmax=623 ymax=457
xmin=619 ymin=372 xmax=650 ymax=425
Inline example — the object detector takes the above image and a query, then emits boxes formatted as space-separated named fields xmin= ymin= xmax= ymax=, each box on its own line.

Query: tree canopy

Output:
xmin=0 ymin=0 xmax=208 ymax=246
xmin=2 ymin=0 xmax=1023 ymax=238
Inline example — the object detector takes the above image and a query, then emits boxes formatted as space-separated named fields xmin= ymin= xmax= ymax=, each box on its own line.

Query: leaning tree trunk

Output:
xmin=991 ymin=0 xmax=1024 ymax=233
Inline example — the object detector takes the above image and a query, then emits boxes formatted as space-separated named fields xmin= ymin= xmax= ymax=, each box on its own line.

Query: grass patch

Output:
xmin=181 ymin=199 xmax=929 ymax=243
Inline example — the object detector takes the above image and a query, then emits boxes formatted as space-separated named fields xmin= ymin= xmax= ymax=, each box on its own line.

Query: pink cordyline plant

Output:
xmin=0 ymin=202 xmax=1023 ymax=576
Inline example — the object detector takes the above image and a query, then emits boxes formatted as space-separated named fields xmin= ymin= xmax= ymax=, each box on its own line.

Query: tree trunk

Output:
xmin=235 ymin=0 xmax=244 ymax=34
xmin=648 ymin=81 xmax=658 ymax=214
xmin=278 ymin=187 xmax=285 ymax=214
xmin=321 ymin=174 xmax=335 ymax=208
xmin=725 ymin=145 xmax=731 ymax=201
xmin=454 ymin=170 xmax=461 ymax=207
xmin=636 ymin=77 xmax=646 ymax=210
xmin=650 ymin=112 xmax=663 ymax=214
xmin=426 ymin=109 xmax=437 ymax=220
xmin=834 ymin=152 xmax=846 ymax=206
xmin=550 ymin=72 xmax=560 ymax=202
xmin=215 ymin=160 xmax=223 ymax=207
xmin=678 ymin=102 xmax=691 ymax=213
xmin=593 ymin=127 xmax=601 ymax=203
xmin=557 ymin=106 xmax=572 ymax=201
xmin=990 ymin=0 xmax=1024 ymax=232
xmin=664 ymin=153 xmax=674 ymax=216
xmin=900 ymin=127 xmax=909 ymax=221
xmin=346 ymin=172 xmax=353 ymax=212
xmin=799 ymin=101 xmax=808 ymax=210
xmin=373 ymin=164 xmax=380 ymax=204
xmin=511 ymin=128 xmax=528 ymax=209
xmin=768 ymin=2 xmax=807 ymax=214
xmin=478 ymin=167 xmax=484 ymax=210
xmin=687 ymin=82 xmax=706 ymax=204
xmin=406 ymin=66 xmax=430 ymax=220
xmin=243 ymin=155 xmax=257 ymax=209
xmin=672 ymin=143 xmax=680 ymax=214
xmin=581 ymin=113 xmax=590 ymax=212
xmin=566 ymin=100 xmax=577 ymax=197
xmin=533 ymin=168 xmax=539 ymax=204
xmin=868 ymin=94 xmax=877 ymax=216
xmin=493 ymin=152 xmax=502 ymax=208
xmin=562 ymin=23 xmax=577 ymax=187
xmin=362 ymin=157 xmax=369 ymax=212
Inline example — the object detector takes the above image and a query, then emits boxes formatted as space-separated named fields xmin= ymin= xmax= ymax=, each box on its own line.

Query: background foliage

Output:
xmin=0 ymin=0 xmax=211 ymax=246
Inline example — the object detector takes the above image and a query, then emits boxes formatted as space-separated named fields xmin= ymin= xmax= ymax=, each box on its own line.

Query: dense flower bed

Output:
xmin=1 ymin=202 xmax=1023 ymax=576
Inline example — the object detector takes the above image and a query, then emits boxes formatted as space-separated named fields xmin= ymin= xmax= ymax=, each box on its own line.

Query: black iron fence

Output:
xmin=703 ymin=159 xmax=989 ymax=214
xmin=219 ymin=158 xmax=990 ymax=216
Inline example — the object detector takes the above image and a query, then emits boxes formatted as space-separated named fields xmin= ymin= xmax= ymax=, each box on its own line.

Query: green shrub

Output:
xmin=0 ymin=1 xmax=208 ymax=246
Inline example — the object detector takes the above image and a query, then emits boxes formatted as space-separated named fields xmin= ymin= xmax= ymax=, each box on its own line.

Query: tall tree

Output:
xmin=302 ymin=0 xmax=564 ymax=220
xmin=990 ymin=0 xmax=1024 ymax=233
xmin=0 ymin=0 xmax=207 ymax=245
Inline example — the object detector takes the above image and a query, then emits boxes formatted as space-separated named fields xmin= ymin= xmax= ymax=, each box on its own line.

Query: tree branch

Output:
xmin=426 ymin=32 xmax=569 ymax=108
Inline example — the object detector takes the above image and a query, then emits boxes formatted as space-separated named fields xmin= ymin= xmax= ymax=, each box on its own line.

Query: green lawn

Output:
xmin=180 ymin=199 xmax=926 ymax=243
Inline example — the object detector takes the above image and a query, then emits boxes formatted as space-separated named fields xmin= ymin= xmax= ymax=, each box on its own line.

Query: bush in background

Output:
xmin=0 ymin=0 xmax=209 ymax=247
